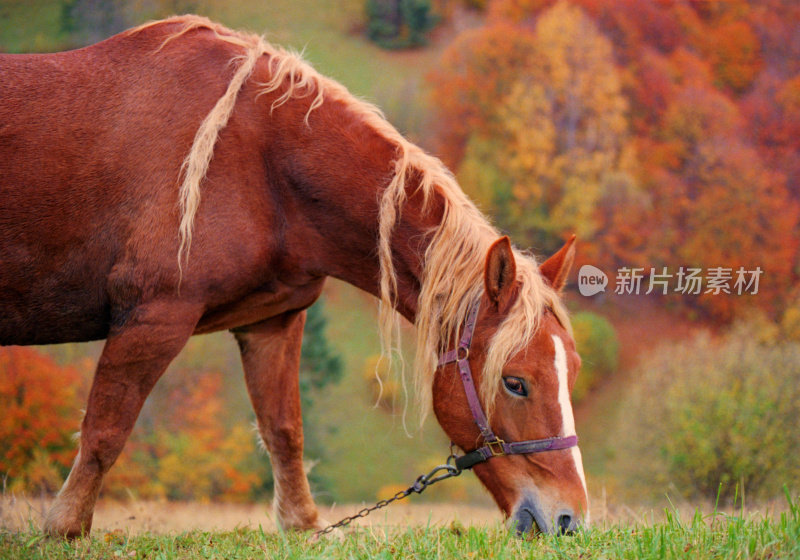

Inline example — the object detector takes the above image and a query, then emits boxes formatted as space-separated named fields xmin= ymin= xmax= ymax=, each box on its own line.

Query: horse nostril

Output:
xmin=557 ymin=514 xmax=573 ymax=535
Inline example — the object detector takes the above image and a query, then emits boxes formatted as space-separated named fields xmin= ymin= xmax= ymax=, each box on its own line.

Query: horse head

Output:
xmin=432 ymin=236 xmax=588 ymax=535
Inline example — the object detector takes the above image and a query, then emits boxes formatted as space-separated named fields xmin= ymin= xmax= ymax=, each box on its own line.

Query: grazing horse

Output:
xmin=0 ymin=16 xmax=588 ymax=537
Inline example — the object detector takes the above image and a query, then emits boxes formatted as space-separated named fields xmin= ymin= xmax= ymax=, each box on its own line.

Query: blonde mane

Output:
xmin=139 ymin=16 xmax=570 ymax=418
xmin=129 ymin=15 xmax=324 ymax=270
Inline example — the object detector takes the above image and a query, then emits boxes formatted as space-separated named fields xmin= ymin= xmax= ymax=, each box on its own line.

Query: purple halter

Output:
xmin=438 ymin=300 xmax=578 ymax=471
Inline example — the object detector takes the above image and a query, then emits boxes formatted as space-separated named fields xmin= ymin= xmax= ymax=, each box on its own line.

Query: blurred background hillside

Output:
xmin=2 ymin=0 xmax=799 ymax=515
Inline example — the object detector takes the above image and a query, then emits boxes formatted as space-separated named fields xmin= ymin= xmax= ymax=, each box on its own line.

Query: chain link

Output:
xmin=313 ymin=458 xmax=462 ymax=537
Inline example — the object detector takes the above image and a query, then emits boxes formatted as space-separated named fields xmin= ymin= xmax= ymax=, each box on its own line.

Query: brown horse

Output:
xmin=0 ymin=16 xmax=587 ymax=537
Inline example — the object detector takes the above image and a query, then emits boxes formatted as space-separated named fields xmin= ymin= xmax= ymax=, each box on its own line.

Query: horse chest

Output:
xmin=195 ymin=278 xmax=325 ymax=334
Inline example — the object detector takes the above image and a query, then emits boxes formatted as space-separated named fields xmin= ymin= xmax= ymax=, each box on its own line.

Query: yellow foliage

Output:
xmin=782 ymin=300 xmax=800 ymax=342
xmin=363 ymin=354 xmax=402 ymax=412
xmin=376 ymin=483 xmax=408 ymax=500
xmin=8 ymin=448 xmax=62 ymax=494
xmin=494 ymin=0 xmax=633 ymax=243
xmin=616 ymin=330 xmax=800 ymax=503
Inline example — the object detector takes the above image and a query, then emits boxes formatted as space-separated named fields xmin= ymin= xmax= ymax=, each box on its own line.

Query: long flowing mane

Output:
xmin=132 ymin=16 xmax=570 ymax=418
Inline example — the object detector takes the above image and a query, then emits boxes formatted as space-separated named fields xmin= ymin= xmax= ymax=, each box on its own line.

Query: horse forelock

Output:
xmin=153 ymin=17 xmax=570 ymax=420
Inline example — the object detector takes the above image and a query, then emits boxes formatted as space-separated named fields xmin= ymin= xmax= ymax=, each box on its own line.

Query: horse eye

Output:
xmin=502 ymin=376 xmax=528 ymax=397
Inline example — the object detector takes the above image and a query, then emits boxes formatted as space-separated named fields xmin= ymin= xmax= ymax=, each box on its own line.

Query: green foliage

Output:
xmin=618 ymin=328 xmax=800 ymax=504
xmin=362 ymin=353 xmax=402 ymax=412
xmin=0 ymin=1 xmax=74 ymax=53
xmin=59 ymin=0 xmax=132 ymax=44
xmin=299 ymin=301 xmax=343 ymax=407
xmin=298 ymin=301 xmax=343 ymax=495
xmin=59 ymin=0 xmax=204 ymax=45
xmin=456 ymin=134 xmax=515 ymax=232
xmin=365 ymin=0 xmax=438 ymax=49
xmin=570 ymin=312 xmax=619 ymax=402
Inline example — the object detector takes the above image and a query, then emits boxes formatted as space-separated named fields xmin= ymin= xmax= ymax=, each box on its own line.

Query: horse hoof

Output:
xmin=44 ymin=507 xmax=91 ymax=539
xmin=44 ymin=523 xmax=89 ymax=539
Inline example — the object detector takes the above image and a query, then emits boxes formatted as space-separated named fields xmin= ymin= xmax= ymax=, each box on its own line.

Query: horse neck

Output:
xmin=266 ymin=95 xmax=444 ymax=322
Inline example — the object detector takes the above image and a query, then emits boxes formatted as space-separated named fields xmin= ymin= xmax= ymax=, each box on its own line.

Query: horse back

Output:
xmin=0 ymin=23 xmax=248 ymax=345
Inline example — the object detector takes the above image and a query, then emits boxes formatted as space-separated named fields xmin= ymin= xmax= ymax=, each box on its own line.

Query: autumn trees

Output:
xmin=431 ymin=1 xmax=637 ymax=260
xmin=430 ymin=0 xmax=799 ymax=319
xmin=0 ymin=348 xmax=84 ymax=494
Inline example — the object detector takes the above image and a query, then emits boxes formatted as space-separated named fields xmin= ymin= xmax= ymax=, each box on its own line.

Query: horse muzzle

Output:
xmin=511 ymin=493 xmax=582 ymax=536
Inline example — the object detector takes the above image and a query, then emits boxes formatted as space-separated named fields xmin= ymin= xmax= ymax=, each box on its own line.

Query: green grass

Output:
xmin=0 ymin=1 xmax=69 ymax=53
xmin=3 ymin=498 xmax=800 ymax=560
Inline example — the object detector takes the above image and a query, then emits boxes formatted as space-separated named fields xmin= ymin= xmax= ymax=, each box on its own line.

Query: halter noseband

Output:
xmin=438 ymin=300 xmax=578 ymax=472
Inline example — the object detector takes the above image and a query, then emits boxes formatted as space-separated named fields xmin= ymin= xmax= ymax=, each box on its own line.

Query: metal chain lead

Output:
xmin=314 ymin=459 xmax=461 ymax=537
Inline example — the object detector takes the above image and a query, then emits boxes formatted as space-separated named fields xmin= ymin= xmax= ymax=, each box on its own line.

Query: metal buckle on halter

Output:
xmin=457 ymin=346 xmax=469 ymax=361
xmin=487 ymin=438 xmax=506 ymax=457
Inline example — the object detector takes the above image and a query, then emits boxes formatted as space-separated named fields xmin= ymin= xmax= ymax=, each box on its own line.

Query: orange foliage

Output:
xmin=103 ymin=369 xmax=263 ymax=502
xmin=704 ymin=20 xmax=761 ymax=93
xmin=487 ymin=0 xmax=554 ymax=23
xmin=0 ymin=347 xmax=83 ymax=493
xmin=428 ymin=22 xmax=536 ymax=166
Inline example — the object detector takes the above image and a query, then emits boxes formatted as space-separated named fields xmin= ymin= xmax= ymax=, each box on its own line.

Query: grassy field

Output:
xmin=3 ymin=494 xmax=799 ymax=559
xmin=2 ymin=495 xmax=799 ymax=559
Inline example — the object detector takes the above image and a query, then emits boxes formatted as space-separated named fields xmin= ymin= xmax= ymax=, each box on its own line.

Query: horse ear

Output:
xmin=539 ymin=235 xmax=576 ymax=292
xmin=484 ymin=236 xmax=517 ymax=310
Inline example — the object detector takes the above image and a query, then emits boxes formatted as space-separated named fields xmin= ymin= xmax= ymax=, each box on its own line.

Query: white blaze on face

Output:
xmin=552 ymin=334 xmax=588 ymax=499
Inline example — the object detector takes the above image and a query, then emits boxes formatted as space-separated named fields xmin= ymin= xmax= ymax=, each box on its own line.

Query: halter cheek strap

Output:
xmin=438 ymin=300 xmax=578 ymax=472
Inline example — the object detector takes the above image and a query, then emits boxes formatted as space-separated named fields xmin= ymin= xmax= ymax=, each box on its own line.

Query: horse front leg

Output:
xmin=234 ymin=310 xmax=322 ymax=531
xmin=44 ymin=301 xmax=201 ymax=537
